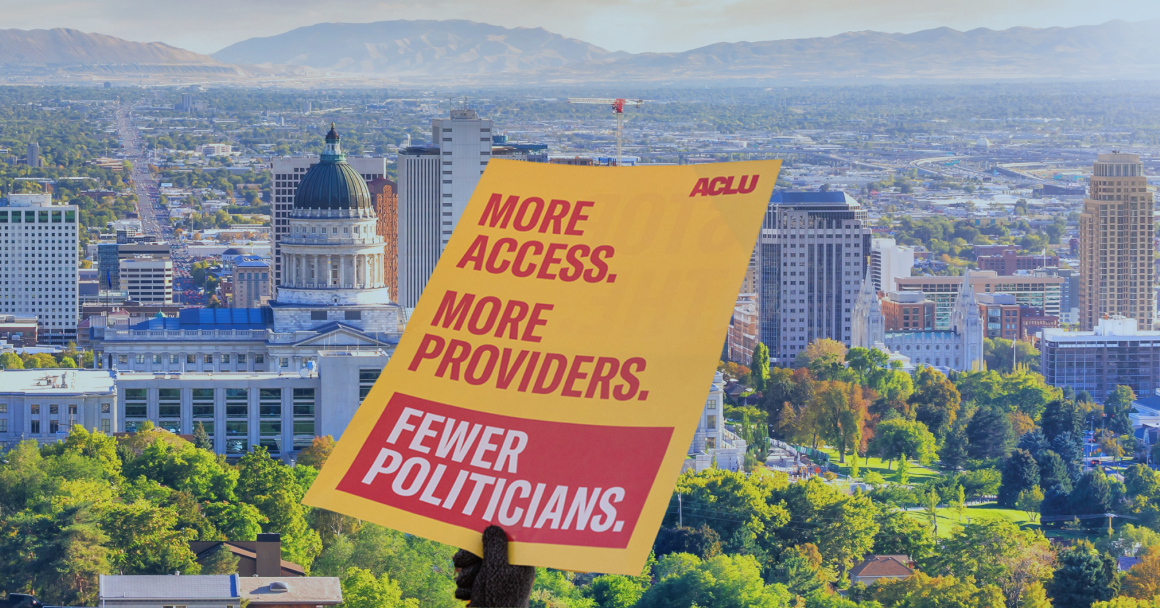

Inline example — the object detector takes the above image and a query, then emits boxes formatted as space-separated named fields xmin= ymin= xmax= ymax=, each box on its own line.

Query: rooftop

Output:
xmin=237 ymin=577 xmax=341 ymax=605
xmin=99 ymin=575 xmax=238 ymax=601
xmin=770 ymin=190 xmax=858 ymax=206
xmin=849 ymin=555 xmax=914 ymax=578
xmin=1043 ymin=317 xmax=1160 ymax=342
xmin=0 ymin=369 xmax=116 ymax=395
xmin=131 ymin=308 xmax=273 ymax=331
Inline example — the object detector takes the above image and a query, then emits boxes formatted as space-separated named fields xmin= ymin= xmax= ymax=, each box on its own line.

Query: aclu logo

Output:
xmin=689 ymin=175 xmax=760 ymax=197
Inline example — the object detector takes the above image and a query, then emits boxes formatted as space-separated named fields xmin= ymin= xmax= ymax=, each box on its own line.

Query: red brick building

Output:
xmin=977 ymin=247 xmax=1059 ymax=275
xmin=367 ymin=178 xmax=398 ymax=302
xmin=880 ymin=292 xmax=936 ymax=331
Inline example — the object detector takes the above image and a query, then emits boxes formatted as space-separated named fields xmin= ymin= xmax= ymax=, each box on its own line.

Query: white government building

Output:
xmin=91 ymin=127 xmax=402 ymax=457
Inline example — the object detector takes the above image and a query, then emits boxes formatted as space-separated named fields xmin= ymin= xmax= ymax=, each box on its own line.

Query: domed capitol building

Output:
xmin=98 ymin=127 xmax=406 ymax=458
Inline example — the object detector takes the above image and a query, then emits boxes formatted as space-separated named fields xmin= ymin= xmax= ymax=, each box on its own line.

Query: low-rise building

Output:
xmin=192 ymin=533 xmax=305 ymax=577
xmin=977 ymin=293 xmax=1021 ymax=340
xmin=849 ymin=555 xmax=915 ymax=586
xmin=0 ymin=314 xmax=38 ymax=346
xmin=0 ymin=369 xmax=117 ymax=448
xmin=881 ymin=291 xmax=935 ymax=331
xmin=114 ymin=349 xmax=387 ymax=458
xmin=1041 ymin=316 xmax=1160 ymax=399
xmin=976 ymin=246 xmax=1058 ymax=275
xmin=238 ymin=577 xmax=342 ymax=608
xmin=99 ymin=575 xmax=238 ymax=608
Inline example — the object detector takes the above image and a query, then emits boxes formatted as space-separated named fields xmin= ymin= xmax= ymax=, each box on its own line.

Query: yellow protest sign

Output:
xmin=304 ymin=159 xmax=780 ymax=574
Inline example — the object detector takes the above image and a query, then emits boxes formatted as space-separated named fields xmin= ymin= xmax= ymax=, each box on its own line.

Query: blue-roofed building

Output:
xmin=95 ymin=128 xmax=403 ymax=459
xmin=759 ymin=190 xmax=872 ymax=365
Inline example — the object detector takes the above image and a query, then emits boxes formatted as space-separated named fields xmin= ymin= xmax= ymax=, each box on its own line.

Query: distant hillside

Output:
xmin=212 ymin=19 xmax=623 ymax=75
xmin=0 ymin=28 xmax=219 ymax=64
xmin=572 ymin=19 xmax=1160 ymax=82
xmin=214 ymin=18 xmax=1160 ymax=83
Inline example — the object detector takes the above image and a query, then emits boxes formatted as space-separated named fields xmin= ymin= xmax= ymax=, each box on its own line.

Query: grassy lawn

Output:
xmin=906 ymin=502 xmax=1041 ymax=537
xmin=816 ymin=447 xmax=942 ymax=481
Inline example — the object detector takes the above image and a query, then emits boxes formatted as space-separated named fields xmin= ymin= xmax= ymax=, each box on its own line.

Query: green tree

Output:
xmin=909 ymin=366 xmax=962 ymax=440
xmin=1038 ymin=450 xmax=1073 ymax=493
xmin=967 ymin=406 xmax=1015 ymax=460
xmin=765 ymin=477 xmax=880 ymax=574
xmin=771 ymin=544 xmax=834 ymax=597
xmin=870 ymin=418 xmax=937 ymax=467
xmin=1017 ymin=486 xmax=1045 ymax=523
xmin=1047 ymin=540 xmax=1118 ymax=608
xmin=192 ymin=422 xmax=213 ymax=451
xmin=813 ymin=381 xmax=869 ymax=464
xmin=584 ymin=574 xmax=649 ymax=608
xmin=749 ymin=343 xmax=771 ymax=394
xmin=873 ymin=508 xmax=935 ymax=563
xmin=81 ymin=350 xmax=95 ymax=368
xmin=653 ymin=525 xmax=722 ymax=559
xmin=99 ymin=500 xmax=201 ymax=574
xmin=0 ymin=505 xmax=109 ymax=607
xmin=922 ymin=519 xmax=1054 ymax=608
xmin=58 ymin=356 xmax=77 ymax=368
xmin=202 ymin=502 xmax=265 ymax=541
xmin=201 ymin=544 xmax=240 ymax=575
xmin=0 ymin=351 xmax=24 ymax=369
xmin=298 ymin=435 xmax=337 ymax=469
xmin=1104 ymin=386 xmax=1136 ymax=436
xmin=940 ymin=421 xmax=971 ymax=470
xmin=997 ymin=449 xmax=1039 ymax=508
xmin=635 ymin=553 xmax=792 ymax=608
xmin=667 ymin=469 xmax=787 ymax=552
xmin=340 ymin=566 xmax=416 ymax=608
xmin=1069 ymin=470 xmax=1112 ymax=522
xmin=873 ymin=572 xmax=1004 ymax=608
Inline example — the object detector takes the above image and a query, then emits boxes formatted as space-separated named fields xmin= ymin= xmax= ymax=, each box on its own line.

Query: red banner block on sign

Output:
xmin=337 ymin=392 xmax=674 ymax=549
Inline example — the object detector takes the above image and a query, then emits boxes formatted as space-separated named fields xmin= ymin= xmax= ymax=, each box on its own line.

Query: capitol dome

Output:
xmin=294 ymin=125 xmax=372 ymax=213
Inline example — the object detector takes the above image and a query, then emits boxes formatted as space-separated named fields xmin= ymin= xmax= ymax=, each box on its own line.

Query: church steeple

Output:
xmin=852 ymin=272 xmax=885 ymax=349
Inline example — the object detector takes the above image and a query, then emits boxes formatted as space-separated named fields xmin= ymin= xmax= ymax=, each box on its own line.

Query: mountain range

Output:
xmin=3 ymin=19 xmax=1160 ymax=84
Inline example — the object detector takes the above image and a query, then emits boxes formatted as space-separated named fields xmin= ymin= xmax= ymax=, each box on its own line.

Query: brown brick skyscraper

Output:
xmin=1079 ymin=153 xmax=1154 ymax=330
xmin=368 ymin=177 xmax=398 ymax=302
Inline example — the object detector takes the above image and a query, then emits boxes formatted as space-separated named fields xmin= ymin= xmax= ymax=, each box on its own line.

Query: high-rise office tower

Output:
xmin=870 ymin=238 xmax=915 ymax=292
xmin=1079 ymin=153 xmax=1154 ymax=330
xmin=432 ymin=109 xmax=492 ymax=248
xmin=26 ymin=142 xmax=40 ymax=169
xmin=758 ymin=191 xmax=871 ymax=366
xmin=396 ymin=146 xmax=441 ymax=308
xmin=0 ymin=193 xmax=80 ymax=344
xmin=270 ymin=151 xmax=385 ymax=287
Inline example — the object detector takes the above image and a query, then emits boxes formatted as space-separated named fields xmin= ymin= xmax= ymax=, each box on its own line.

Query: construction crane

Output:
xmin=567 ymin=97 xmax=644 ymax=166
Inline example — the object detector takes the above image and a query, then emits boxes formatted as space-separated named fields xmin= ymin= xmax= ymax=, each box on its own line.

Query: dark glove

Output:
xmin=453 ymin=525 xmax=535 ymax=608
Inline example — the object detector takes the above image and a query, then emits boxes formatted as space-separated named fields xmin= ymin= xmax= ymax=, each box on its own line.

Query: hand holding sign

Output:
xmin=453 ymin=526 xmax=535 ymax=608
xmin=305 ymin=160 xmax=780 ymax=574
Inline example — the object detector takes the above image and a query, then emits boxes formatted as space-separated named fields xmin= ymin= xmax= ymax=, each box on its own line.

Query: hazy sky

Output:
xmin=7 ymin=0 xmax=1160 ymax=55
